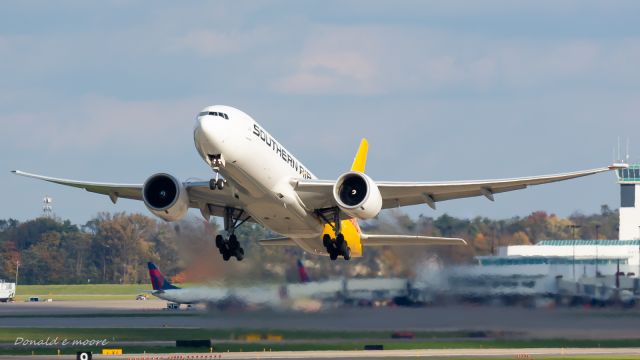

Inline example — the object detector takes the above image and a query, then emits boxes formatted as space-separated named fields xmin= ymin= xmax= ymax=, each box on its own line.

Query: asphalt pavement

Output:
xmin=2 ymin=301 xmax=640 ymax=339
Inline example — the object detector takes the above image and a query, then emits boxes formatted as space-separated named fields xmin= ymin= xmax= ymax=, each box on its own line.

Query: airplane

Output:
xmin=147 ymin=261 xmax=266 ymax=307
xmin=148 ymin=260 xmax=409 ymax=309
xmin=12 ymin=105 xmax=626 ymax=262
xmin=147 ymin=261 xmax=327 ymax=311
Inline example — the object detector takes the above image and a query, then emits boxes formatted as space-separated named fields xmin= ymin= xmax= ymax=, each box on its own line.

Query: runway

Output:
xmin=3 ymin=301 xmax=640 ymax=339
xmin=3 ymin=347 xmax=640 ymax=359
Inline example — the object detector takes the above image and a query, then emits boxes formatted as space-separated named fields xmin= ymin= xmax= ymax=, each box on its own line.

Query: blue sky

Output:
xmin=2 ymin=1 xmax=639 ymax=224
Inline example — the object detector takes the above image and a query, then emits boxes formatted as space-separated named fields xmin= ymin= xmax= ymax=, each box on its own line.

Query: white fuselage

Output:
xmin=153 ymin=285 xmax=284 ymax=307
xmin=193 ymin=106 xmax=327 ymax=251
xmin=153 ymin=279 xmax=410 ymax=307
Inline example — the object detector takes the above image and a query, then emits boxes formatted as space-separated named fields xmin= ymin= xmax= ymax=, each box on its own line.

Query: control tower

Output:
xmin=617 ymin=164 xmax=640 ymax=240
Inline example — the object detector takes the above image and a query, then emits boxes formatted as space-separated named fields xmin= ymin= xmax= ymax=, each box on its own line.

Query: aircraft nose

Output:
xmin=194 ymin=113 xmax=228 ymax=154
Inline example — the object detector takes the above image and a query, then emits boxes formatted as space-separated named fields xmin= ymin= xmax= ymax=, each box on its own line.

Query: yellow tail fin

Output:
xmin=351 ymin=138 xmax=368 ymax=172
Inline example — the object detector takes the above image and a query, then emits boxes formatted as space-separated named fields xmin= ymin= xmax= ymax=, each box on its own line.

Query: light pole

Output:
xmin=15 ymin=260 xmax=19 ymax=286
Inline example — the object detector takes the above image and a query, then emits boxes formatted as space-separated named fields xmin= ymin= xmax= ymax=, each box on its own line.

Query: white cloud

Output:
xmin=274 ymin=26 xmax=383 ymax=95
xmin=276 ymin=51 xmax=380 ymax=95
xmin=274 ymin=25 xmax=640 ymax=95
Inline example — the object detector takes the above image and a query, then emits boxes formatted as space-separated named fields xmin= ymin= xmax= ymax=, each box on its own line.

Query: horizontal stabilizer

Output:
xmin=259 ymin=237 xmax=296 ymax=246
xmin=361 ymin=233 xmax=467 ymax=246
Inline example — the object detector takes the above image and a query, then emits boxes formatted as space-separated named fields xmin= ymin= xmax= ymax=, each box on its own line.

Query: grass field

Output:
xmin=3 ymin=327 xmax=640 ymax=356
xmin=4 ymin=347 xmax=640 ymax=359
xmin=14 ymin=284 xmax=153 ymax=301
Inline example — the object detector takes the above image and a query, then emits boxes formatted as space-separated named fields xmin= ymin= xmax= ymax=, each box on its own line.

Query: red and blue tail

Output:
xmin=296 ymin=259 xmax=310 ymax=283
xmin=148 ymin=262 xmax=179 ymax=290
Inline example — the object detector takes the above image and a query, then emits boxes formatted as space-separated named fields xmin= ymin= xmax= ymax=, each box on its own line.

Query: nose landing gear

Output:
xmin=208 ymin=154 xmax=226 ymax=190
xmin=215 ymin=207 xmax=251 ymax=261
xmin=317 ymin=207 xmax=351 ymax=261
xmin=209 ymin=177 xmax=225 ymax=190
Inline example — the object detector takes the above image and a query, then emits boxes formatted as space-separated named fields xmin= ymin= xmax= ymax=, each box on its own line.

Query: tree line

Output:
xmin=0 ymin=206 xmax=619 ymax=285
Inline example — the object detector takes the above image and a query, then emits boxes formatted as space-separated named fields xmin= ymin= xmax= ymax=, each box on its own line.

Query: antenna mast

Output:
xmin=618 ymin=136 xmax=621 ymax=162
xmin=626 ymin=138 xmax=630 ymax=163
xmin=42 ymin=195 xmax=53 ymax=218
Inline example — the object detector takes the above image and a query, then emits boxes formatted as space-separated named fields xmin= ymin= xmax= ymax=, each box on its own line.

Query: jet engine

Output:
xmin=142 ymin=173 xmax=189 ymax=222
xmin=333 ymin=172 xmax=382 ymax=219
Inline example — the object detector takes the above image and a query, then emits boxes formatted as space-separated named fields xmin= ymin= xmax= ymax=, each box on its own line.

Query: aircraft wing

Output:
xmin=12 ymin=170 xmax=143 ymax=202
xmin=294 ymin=165 xmax=621 ymax=211
xmin=361 ymin=234 xmax=466 ymax=246
xmin=11 ymin=170 xmax=246 ymax=219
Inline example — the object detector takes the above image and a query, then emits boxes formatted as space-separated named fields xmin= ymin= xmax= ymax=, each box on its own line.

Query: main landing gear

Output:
xmin=215 ymin=207 xmax=251 ymax=261
xmin=315 ymin=207 xmax=351 ymax=261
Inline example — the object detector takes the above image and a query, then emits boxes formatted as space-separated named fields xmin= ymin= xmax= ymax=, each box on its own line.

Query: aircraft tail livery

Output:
xmin=148 ymin=262 xmax=180 ymax=291
xmin=297 ymin=259 xmax=310 ymax=283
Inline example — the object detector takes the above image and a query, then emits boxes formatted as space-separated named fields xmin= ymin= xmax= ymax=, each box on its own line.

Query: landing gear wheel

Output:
xmin=322 ymin=234 xmax=332 ymax=248
xmin=229 ymin=234 xmax=238 ymax=247
xmin=216 ymin=233 xmax=244 ymax=261
xmin=216 ymin=207 xmax=251 ymax=262
xmin=336 ymin=233 xmax=346 ymax=250
xmin=315 ymin=207 xmax=353 ymax=261
xmin=209 ymin=177 xmax=225 ymax=190
xmin=234 ymin=247 xmax=245 ymax=261
xmin=342 ymin=246 xmax=351 ymax=260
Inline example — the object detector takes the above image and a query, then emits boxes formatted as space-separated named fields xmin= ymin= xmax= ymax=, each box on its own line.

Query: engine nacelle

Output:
xmin=333 ymin=172 xmax=382 ymax=219
xmin=142 ymin=173 xmax=189 ymax=222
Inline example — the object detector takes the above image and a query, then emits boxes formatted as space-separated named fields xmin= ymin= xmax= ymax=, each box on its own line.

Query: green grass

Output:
xmin=2 ymin=328 xmax=640 ymax=348
xmin=3 ymin=327 xmax=640 ymax=357
xmin=14 ymin=284 xmax=153 ymax=301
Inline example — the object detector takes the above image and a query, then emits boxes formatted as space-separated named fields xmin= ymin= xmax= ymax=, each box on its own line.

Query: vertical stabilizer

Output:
xmin=351 ymin=138 xmax=369 ymax=172
xmin=296 ymin=259 xmax=311 ymax=283
xmin=147 ymin=262 xmax=179 ymax=290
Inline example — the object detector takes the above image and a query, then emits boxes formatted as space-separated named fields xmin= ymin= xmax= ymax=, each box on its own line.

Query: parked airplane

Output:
xmin=148 ymin=262 xmax=276 ymax=307
xmin=148 ymin=260 xmax=409 ymax=309
xmin=147 ymin=261 xmax=326 ymax=310
xmin=13 ymin=105 xmax=624 ymax=261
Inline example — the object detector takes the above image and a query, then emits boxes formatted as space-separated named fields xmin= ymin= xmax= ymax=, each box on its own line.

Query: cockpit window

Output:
xmin=199 ymin=111 xmax=230 ymax=120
